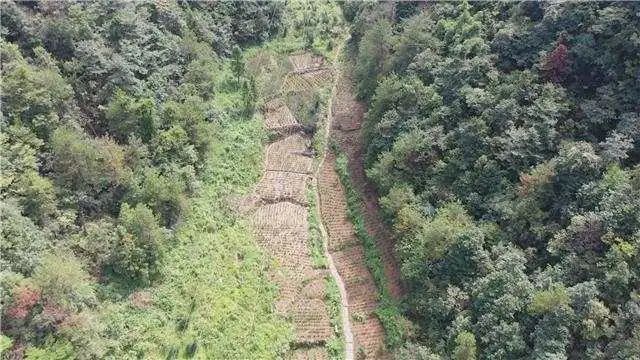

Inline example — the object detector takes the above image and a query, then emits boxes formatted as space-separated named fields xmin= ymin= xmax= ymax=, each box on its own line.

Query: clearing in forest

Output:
xmin=244 ymin=41 xmax=401 ymax=359
xmin=244 ymin=51 xmax=342 ymax=359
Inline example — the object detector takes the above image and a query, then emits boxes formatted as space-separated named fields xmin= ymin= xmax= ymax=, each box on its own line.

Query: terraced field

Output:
xmin=243 ymin=48 xmax=401 ymax=359
xmin=318 ymin=152 xmax=387 ymax=358
xmin=243 ymin=53 xmax=341 ymax=359
xmin=317 ymin=65 xmax=405 ymax=358
xmin=327 ymin=70 xmax=405 ymax=300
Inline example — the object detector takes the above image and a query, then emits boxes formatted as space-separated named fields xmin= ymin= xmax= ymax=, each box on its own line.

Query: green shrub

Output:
xmin=113 ymin=203 xmax=167 ymax=285
xmin=307 ymin=185 xmax=328 ymax=269
xmin=326 ymin=277 xmax=345 ymax=359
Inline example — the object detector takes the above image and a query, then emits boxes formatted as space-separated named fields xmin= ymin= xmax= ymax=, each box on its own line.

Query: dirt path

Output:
xmin=311 ymin=47 xmax=355 ymax=360
xmin=315 ymin=62 xmax=406 ymax=358
xmin=311 ymin=176 xmax=355 ymax=360
xmin=244 ymin=45 xmax=354 ymax=360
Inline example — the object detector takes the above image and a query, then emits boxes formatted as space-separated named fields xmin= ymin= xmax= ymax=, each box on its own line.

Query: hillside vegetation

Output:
xmin=346 ymin=2 xmax=639 ymax=359
xmin=0 ymin=1 xmax=291 ymax=358
xmin=2 ymin=1 xmax=639 ymax=359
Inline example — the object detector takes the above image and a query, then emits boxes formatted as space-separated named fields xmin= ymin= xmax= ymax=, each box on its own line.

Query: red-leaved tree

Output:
xmin=5 ymin=285 xmax=41 ymax=320
xmin=543 ymin=36 xmax=571 ymax=83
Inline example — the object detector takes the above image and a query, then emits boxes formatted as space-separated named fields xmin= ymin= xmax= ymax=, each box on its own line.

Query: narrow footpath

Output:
xmin=316 ymin=61 xmax=405 ymax=358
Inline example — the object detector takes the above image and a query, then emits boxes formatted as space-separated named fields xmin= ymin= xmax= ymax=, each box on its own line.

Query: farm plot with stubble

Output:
xmin=242 ymin=52 xmax=340 ymax=359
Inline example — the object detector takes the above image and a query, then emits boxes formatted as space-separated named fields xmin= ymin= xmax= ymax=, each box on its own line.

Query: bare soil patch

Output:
xmin=256 ymin=170 xmax=309 ymax=206
xmin=290 ymin=347 xmax=329 ymax=360
xmin=264 ymin=98 xmax=302 ymax=134
xmin=318 ymin=153 xmax=388 ymax=358
xmin=283 ymin=69 xmax=334 ymax=94
xmin=265 ymin=133 xmax=314 ymax=174
xmin=317 ymin=152 xmax=359 ymax=251
xmin=330 ymin=73 xmax=405 ymax=300
xmin=252 ymin=187 xmax=334 ymax=349
xmin=289 ymin=53 xmax=326 ymax=73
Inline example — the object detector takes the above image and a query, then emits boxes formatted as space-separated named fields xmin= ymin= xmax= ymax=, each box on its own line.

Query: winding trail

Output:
xmin=311 ymin=44 xmax=355 ymax=360
xmin=317 ymin=57 xmax=405 ymax=358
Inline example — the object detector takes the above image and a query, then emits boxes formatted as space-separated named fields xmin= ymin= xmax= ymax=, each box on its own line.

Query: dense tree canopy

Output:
xmin=346 ymin=1 xmax=640 ymax=359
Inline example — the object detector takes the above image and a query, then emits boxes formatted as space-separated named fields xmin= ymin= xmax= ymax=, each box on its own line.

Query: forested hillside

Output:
xmin=0 ymin=1 xmax=292 ymax=358
xmin=346 ymin=1 xmax=639 ymax=359
xmin=2 ymin=1 xmax=639 ymax=359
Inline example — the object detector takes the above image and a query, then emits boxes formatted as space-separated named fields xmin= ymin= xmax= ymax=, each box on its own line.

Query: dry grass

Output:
xmin=331 ymin=78 xmax=365 ymax=132
xmin=283 ymin=69 xmax=334 ymax=94
xmin=292 ymin=298 xmax=334 ymax=344
xmin=290 ymin=347 xmax=330 ymax=360
xmin=256 ymin=171 xmax=309 ymax=206
xmin=264 ymin=98 xmax=302 ymax=133
xmin=265 ymin=134 xmax=314 ymax=174
xmin=289 ymin=53 xmax=326 ymax=73
xmin=317 ymin=153 xmax=359 ymax=251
